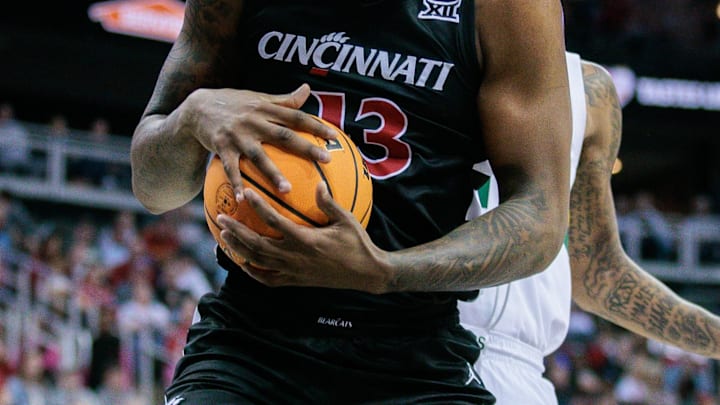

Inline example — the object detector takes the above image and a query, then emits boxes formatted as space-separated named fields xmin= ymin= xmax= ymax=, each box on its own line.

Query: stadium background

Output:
xmin=0 ymin=1 xmax=719 ymax=404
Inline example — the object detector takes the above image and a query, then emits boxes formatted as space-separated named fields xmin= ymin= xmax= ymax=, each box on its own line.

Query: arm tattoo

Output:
xmin=145 ymin=0 xmax=241 ymax=116
xmin=391 ymin=168 xmax=554 ymax=291
xmin=570 ymin=63 xmax=720 ymax=356
xmin=605 ymin=272 xmax=715 ymax=351
xmin=583 ymin=64 xmax=614 ymax=108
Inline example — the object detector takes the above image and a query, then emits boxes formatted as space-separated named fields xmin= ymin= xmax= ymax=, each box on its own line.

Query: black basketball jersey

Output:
xmin=221 ymin=0 xmax=486 ymax=312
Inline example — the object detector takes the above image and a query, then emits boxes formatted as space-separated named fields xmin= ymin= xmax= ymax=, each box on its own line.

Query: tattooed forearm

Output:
xmin=569 ymin=158 xmax=614 ymax=297
xmin=602 ymin=268 xmax=717 ymax=353
xmin=571 ymin=61 xmax=720 ymax=358
xmin=606 ymin=273 xmax=637 ymax=313
xmin=389 ymin=180 xmax=559 ymax=291
xmin=572 ymin=165 xmax=720 ymax=355
xmin=570 ymin=62 xmax=623 ymax=300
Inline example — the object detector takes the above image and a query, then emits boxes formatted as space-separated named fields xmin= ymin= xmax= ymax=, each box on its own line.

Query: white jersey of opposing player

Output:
xmin=459 ymin=52 xmax=587 ymax=405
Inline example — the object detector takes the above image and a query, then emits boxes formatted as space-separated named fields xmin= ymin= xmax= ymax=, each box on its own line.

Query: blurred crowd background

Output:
xmin=1 ymin=0 xmax=720 ymax=404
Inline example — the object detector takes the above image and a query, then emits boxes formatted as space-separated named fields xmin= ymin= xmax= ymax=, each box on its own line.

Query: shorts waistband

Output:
xmin=464 ymin=326 xmax=546 ymax=374
xmin=215 ymin=250 xmax=463 ymax=336
xmin=211 ymin=288 xmax=461 ymax=337
xmin=254 ymin=306 xmax=460 ymax=336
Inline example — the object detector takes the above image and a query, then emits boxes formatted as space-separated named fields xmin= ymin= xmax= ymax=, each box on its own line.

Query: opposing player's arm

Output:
xmin=385 ymin=0 xmax=572 ymax=290
xmin=569 ymin=61 xmax=720 ymax=359
xmin=131 ymin=0 xmax=245 ymax=213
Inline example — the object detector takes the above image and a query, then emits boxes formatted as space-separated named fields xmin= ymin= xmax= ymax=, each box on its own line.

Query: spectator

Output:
xmin=161 ymin=252 xmax=212 ymax=302
xmin=98 ymin=211 xmax=138 ymax=271
xmin=67 ymin=217 xmax=100 ymax=283
xmin=76 ymin=261 xmax=115 ymax=331
xmin=38 ymin=114 xmax=71 ymax=180
xmin=141 ymin=214 xmax=180 ymax=264
xmin=89 ymin=118 xmax=110 ymax=143
xmin=165 ymin=206 xmax=225 ymax=288
xmin=47 ymin=368 xmax=99 ymax=405
xmin=688 ymin=194 xmax=717 ymax=217
xmin=0 ymin=103 xmax=32 ymax=176
xmin=0 ymin=384 xmax=11 ymax=405
xmin=102 ymin=163 xmax=132 ymax=191
xmin=108 ymin=239 xmax=157 ymax=304
xmin=0 ymin=332 xmax=14 ymax=392
xmin=546 ymin=348 xmax=574 ymax=405
xmin=117 ymin=279 xmax=170 ymax=387
xmin=613 ymin=353 xmax=665 ymax=405
xmin=45 ymin=115 xmax=70 ymax=139
xmin=568 ymin=302 xmax=597 ymax=342
xmin=117 ymin=279 xmax=170 ymax=336
xmin=35 ymin=230 xmax=72 ymax=317
xmin=628 ymin=191 xmax=677 ymax=260
xmin=89 ymin=118 xmax=131 ymax=191
xmin=88 ymin=307 xmax=120 ymax=391
xmin=163 ymin=293 xmax=197 ymax=386
xmin=0 ymin=191 xmax=35 ymax=250
xmin=570 ymin=357 xmax=612 ymax=404
xmin=5 ymin=348 xmax=51 ymax=405
xmin=587 ymin=328 xmax=623 ymax=384
xmin=0 ymin=201 xmax=12 ymax=255
xmin=614 ymin=193 xmax=645 ymax=257
xmin=683 ymin=194 xmax=720 ymax=264
xmin=95 ymin=363 xmax=136 ymax=405
xmin=69 ymin=118 xmax=113 ymax=188
xmin=648 ymin=340 xmax=716 ymax=405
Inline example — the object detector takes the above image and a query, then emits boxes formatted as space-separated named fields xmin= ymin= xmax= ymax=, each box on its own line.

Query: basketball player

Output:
xmin=459 ymin=54 xmax=720 ymax=404
xmin=130 ymin=0 xmax=571 ymax=402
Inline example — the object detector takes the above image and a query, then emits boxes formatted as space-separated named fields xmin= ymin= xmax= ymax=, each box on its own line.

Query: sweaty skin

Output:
xmin=570 ymin=61 xmax=720 ymax=358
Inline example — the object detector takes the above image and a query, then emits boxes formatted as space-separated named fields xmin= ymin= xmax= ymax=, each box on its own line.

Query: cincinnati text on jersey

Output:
xmin=258 ymin=31 xmax=455 ymax=91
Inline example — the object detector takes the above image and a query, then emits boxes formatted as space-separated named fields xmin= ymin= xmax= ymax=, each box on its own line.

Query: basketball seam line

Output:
xmin=241 ymin=171 xmax=324 ymax=227
xmin=204 ymin=204 xmax=222 ymax=231
xmin=359 ymin=197 xmax=373 ymax=225
xmin=339 ymin=134 xmax=360 ymax=213
xmin=312 ymin=160 xmax=333 ymax=199
xmin=205 ymin=204 xmax=247 ymax=264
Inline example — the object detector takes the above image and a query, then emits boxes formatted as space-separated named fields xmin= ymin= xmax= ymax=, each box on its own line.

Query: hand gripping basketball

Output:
xmin=203 ymin=117 xmax=372 ymax=268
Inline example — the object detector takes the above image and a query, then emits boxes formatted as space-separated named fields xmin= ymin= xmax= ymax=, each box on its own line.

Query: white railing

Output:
xmin=619 ymin=217 xmax=720 ymax=282
xmin=0 ymin=122 xmax=203 ymax=215
xmin=0 ymin=249 xmax=93 ymax=373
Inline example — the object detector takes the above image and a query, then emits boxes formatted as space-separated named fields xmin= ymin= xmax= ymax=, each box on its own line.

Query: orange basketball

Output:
xmin=203 ymin=117 xmax=373 ymax=267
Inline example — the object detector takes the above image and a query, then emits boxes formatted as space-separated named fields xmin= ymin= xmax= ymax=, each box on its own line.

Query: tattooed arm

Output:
xmin=218 ymin=0 xmax=571 ymax=293
xmin=385 ymin=0 xmax=572 ymax=290
xmin=569 ymin=61 xmax=720 ymax=358
xmin=131 ymin=0 xmax=336 ymax=214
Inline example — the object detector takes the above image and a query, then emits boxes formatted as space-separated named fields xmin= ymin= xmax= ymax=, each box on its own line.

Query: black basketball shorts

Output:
xmin=164 ymin=291 xmax=495 ymax=405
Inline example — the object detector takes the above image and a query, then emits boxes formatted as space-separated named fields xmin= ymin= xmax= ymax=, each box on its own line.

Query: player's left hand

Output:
xmin=217 ymin=182 xmax=392 ymax=294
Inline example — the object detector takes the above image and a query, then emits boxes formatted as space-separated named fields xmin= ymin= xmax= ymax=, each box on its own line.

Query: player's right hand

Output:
xmin=182 ymin=84 xmax=337 ymax=202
